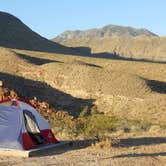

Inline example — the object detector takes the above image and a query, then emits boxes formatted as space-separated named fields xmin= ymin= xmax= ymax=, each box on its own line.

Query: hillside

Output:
xmin=53 ymin=24 xmax=157 ymax=43
xmin=53 ymin=25 xmax=166 ymax=62
xmin=0 ymin=11 xmax=78 ymax=54
xmin=1 ymin=48 xmax=164 ymax=125
xmin=61 ymin=36 xmax=166 ymax=62
xmin=42 ymin=63 xmax=151 ymax=98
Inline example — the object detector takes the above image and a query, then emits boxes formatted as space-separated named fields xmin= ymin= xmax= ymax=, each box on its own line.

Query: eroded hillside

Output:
xmin=61 ymin=36 xmax=166 ymax=62
xmin=1 ymin=48 xmax=165 ymax=127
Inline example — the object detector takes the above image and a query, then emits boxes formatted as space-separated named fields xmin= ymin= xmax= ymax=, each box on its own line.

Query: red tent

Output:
xmin=0 ymin=98 xmax=59 ymax=150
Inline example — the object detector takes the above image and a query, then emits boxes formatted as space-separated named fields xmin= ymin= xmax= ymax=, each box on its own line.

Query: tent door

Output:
xmin=23 ymin=110 xmax=46 ymax=145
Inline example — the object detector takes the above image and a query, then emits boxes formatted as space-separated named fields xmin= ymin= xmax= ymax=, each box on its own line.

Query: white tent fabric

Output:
xmin=0 ymin=105 xmax=23 ymax=149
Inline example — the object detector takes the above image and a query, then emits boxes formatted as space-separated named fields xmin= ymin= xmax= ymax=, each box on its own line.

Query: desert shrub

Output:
xmin=129 ymin=119 xmax=151 ymax=131
xmin=74 ymin=117 xmax=88 ymax=136
xmin=90 ymin=105 xmax=99 ymax=115
xmin=117 ymin=119 xmax=152 ymax=132
xmin=49 ymin=106 xmax=118 ymax=139
xmin=84 ymin=114 xmax=118 ymax=138
xmin=79 ymin=105 xmax=89 ymax=117
xmin=50 ymin=114 xmax=77 ymax=137
xmin=76 ymin=106 xmax=118 ymax=138
xmin=92 ymin=137 xmax=119 ymax=149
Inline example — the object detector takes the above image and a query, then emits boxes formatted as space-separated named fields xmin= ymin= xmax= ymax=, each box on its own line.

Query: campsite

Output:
xmin=0 ymin=1 xmax=166 ymax=165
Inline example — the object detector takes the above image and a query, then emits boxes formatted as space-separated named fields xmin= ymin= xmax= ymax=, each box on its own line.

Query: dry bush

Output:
xmin=92 ymin=137 xmax=119 ymax=149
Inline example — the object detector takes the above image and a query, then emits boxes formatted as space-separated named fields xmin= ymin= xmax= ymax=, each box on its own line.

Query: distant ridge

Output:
xmin=52 ymin=24 xmax=166 ymax=62
xmin=53 ymin=24 xmax=158 ymax=42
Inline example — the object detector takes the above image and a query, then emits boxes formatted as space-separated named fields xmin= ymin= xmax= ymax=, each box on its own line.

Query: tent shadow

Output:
xmin=31 ymin=139 xmax=97 ymax=157
xmin=0 ymin=72 xmax=95 ymax=116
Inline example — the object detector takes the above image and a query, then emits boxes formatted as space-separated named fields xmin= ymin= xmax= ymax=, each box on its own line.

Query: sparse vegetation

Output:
xmin=117 ymin=119 xmax=152 ymax=133
xmin=48 ymin=106 xmax=118 ymax=139
xmin=1 ymin=47 xmax=166 ymax=139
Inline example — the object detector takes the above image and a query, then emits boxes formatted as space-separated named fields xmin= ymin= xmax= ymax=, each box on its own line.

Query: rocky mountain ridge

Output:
xmin=53 ymin=24 xmax=158 ymax=42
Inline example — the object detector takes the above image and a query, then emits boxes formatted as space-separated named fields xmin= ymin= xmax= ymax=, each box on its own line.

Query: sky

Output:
xmin=0 ymin=0 xmax=166 ymax=39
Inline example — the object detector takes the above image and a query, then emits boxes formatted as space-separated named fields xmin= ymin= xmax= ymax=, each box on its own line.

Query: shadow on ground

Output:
xmin=74 ymin=60 xmax=102 ymax=68
xmin=112 ymin=137 xmax=166 ymax=158
xmin=33 ymin=139 xmax=97 ymax=157
xmin=3 ymin=41 xmax=166 ymax=64
xmin=0 ymin=72 xmax=95 ymax=116
xmin=116 ymin=137 xmax=166 ymax=147
xmin=17 ymin=53 xmax=63 ymax=65
xmin=112 ymin=152 xmax=166 ymax=158
xmin=92 ymin=52 xmax=166 ymax=64
xmin=146 ymin=79 xmax=166 ymax=94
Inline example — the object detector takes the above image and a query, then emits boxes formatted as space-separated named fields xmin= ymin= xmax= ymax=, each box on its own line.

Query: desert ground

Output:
xmin=0 ymin=133 xmax=166 ymax=166
xmin=0 ymin=47 xmax=166 ymax=165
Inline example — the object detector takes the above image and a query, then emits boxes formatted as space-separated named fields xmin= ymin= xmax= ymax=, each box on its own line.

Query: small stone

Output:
xmin=149 ymin=125 xmax=161 ymax=133
xmin=130 ymin=146 xmax=136 ymax=150
xmin=0 ymin=81 xmax=3 ymax=87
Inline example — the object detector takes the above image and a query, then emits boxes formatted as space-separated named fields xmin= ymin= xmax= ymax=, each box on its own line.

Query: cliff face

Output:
xmin=61 ymin=36 xmax=166 ymax=62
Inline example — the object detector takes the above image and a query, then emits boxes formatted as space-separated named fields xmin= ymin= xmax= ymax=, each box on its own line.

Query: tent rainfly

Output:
xmin=0 ymin=98 xmax=59 ymax=150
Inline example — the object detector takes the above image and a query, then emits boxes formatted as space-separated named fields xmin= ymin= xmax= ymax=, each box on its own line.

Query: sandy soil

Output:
xmin=0 ymin=133 xmax=166 ymax=166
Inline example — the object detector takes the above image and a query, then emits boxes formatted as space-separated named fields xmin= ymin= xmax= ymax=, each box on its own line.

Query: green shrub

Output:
xmin=77 ymin=106 xmax=118 ymax=138
xmin=50 ymin=106 xmax=118 ymax=139
xmin=84 ymin=114 xmax=118 ymax=138
xmin=79 ymin=105 xmax=89 ymax=117
xmin=90 ymin=105 xmax=100 ymax=115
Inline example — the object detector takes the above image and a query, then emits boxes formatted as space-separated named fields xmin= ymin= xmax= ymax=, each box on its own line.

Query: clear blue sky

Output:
xmin=1 ymin=0 xmax=165 ymax=38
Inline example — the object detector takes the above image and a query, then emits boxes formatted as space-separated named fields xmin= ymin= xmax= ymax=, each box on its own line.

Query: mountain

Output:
xmin=0 ymin=11 xmax=77 ymax=54
xmin=53 ymin=24 xmax=158 ymax=43
xmin=52 ymin=24 xmax=166 ymax=62
xmin=61 ymin=36 xmax=166 ymax=62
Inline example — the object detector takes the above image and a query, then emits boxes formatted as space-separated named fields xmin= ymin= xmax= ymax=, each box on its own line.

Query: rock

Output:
xmin=10 ymin=90 xmax=18 ymax=98
xmin=149 ymin=125 xmax=161 ymax=133
xmin=0 ymin=81 xmax=3 ymax=87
